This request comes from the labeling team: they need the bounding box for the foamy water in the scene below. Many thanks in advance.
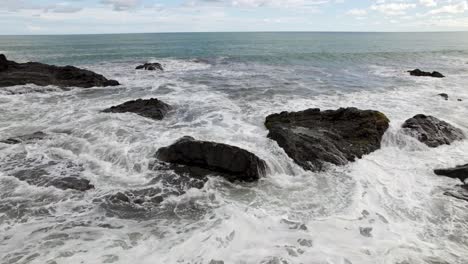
[1,33,468,264]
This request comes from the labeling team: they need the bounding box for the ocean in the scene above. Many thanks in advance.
[0,32,467,264]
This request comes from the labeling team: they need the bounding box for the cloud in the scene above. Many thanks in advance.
[100,0,142,11]
[347,8,367,16]
[427,1,468,15]
[419,0,437,7]
[370,3,417,15]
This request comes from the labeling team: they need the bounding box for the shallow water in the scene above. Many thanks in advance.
[1,32,468,264]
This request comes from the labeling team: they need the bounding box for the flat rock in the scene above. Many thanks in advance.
[402,114,464,147]
[408,69,445,78]
[434,164,468,183]
[135,62,163,71]
[156,136,267,182]
[103,98,172,120]
[0,54,119,88]
[264,107,390,171]
[1,131,47,144]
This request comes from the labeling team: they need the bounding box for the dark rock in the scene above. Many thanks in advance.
[209,260,225,264]
[408,69,445,78]
[1,131,47,144]
[135,63,163,71]
[156,136,267,182]
[434,164,468,183]
[359,227,373,237]
[264,107,390,171]
[438,93,448,100]
[402,115,464,148]
[48,177,94,191]
[0,54,120,88]
[458,99,463,102]
[103,98,172,120]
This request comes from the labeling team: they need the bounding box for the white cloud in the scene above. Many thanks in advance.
[427,1,468,15]
[347,8,367,16]
[371,3,417,16]
[419,0,437,7]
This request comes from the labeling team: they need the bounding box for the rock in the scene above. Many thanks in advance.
[0,54,120,88]
[135,63,163,71]
[402,115,464,148]
[408,69,445,78]
[156,136,267,182]
[103,98,172,120]
[209,260,225,264]
[12,169,93,191]
[438,93,448,100]
[444,184,468,202]
[1,131,47,144]
[434,164,468,183]
[264,107,389,171]
[458,99,463,102]
[359,227,373,237]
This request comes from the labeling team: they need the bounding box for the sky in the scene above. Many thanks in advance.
[0,0,467,34]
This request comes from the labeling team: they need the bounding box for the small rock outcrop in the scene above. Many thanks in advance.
[264,107,390,171]
[156,136,267,182]
[1,131,47,144]
[0,54,119,88]
[402,115,464,147]
[408,69,445,78]
[103,98,172,120]
[135,63,163,71]
[444,184,468,203]
[438,93,448,100]
[434,164,468,183]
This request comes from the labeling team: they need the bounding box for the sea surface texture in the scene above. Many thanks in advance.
[0,32,468,264]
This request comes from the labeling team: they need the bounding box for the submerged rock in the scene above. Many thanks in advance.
[444,184,468,203]
[103,98,172,120]
[1,131,47,144]
[12,168,93,191]
[434,164,468,183]
[408,69,445,78]
[0,54,119,88]
[402,115,464,148]
[135,63,163,71]
[264,107,389,171]
[156,136,267,182]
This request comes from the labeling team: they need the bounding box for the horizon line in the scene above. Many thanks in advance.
[1,30,468,37]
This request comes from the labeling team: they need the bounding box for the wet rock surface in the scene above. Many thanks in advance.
[434,164,468,183]
[0,54,120,88]
[156,136,267,182]
[264,107,390,171]
[1,131,47,144]
[402,114,464,148]
[408,69,445,78]
[135,62,163,71]
[103,98,172,120]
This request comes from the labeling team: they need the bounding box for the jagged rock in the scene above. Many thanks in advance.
[438,93,448,100]
[103,98,172,120]
[264,107,389,171]
[402,115,464,147]
[0,54,119,88]
[156,136,267,182]
[408,69,445,78]
[135,63,163,71]
[434,164,468,183]
[1,131,47,144]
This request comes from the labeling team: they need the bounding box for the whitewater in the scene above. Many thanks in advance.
[0,32,467,264]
